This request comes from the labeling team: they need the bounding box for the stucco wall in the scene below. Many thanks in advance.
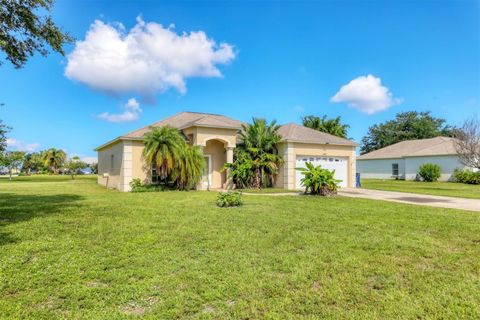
[203,139,226,188]
[405,155,465,181]
[193,127,238,147]
[132,140,149,183]
[97,141,124,190]
[276,142,356,189]
[357,158,406,179]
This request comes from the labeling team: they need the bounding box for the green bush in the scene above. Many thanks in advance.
[452,169,480,184]
[418,163,441,182]
[296,162,340,196]
[129,178,166,192]
[216,191,243,207]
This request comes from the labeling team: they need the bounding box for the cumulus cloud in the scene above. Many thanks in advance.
[330,74,402,114]
[98,98,142,123]
[65,17,235,100]
[6,138,40,152]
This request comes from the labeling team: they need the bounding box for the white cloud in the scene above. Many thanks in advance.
[98,98,142,123]
[80,156,97,164]
[330,74,402,114]
[65,17,235,100]
[6,138,40,152]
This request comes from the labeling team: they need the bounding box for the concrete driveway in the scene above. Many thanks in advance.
[339,188,480,212]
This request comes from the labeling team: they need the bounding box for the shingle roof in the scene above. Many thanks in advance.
[122,111,244,138]
[96,113,358,150]
[357,137,458,160]
[278,123,358,146]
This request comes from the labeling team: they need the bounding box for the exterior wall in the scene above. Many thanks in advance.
[97,140,129,191]
[357,158,406,179]
[193,127,238,147]
[405,155,465,181]
[276,142,356,189]
[203,139,226,188]
[131,140,149,183]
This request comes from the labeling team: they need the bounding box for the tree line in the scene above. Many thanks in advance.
[0,148,97,180]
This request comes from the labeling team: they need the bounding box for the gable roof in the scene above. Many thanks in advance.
[95,112,358,150]
[357,137,458,160]
[278,123,358,146]
[123,111,244,139]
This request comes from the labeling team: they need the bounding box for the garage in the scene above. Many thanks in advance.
[295,156,348,189]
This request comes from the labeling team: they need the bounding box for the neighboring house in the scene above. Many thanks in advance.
[95,112,357,192]
[357,137,468,181]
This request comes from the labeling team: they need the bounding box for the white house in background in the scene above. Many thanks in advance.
[357,137,469,181]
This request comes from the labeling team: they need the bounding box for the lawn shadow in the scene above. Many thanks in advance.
[0,193,84,246]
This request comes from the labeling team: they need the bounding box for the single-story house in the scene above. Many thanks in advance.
[95,112,358,192]
[357,137,468,181]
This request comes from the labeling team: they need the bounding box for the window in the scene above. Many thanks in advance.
[110,155,114,173]
[392,163,399,176]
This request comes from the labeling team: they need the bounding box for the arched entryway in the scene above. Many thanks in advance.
[202,139,227,189]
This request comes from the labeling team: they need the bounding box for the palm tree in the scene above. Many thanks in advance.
[42,148,66,174]
[173,145,205,190]
[142,126,185,181]
[302,115,350,139]
[234,118,283,189]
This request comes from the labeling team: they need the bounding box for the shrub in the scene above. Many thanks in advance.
[129,178,166,192]
[216,191,243,207]
[418,163,441,182]
[296,162,340,196]
[452,168,480,184]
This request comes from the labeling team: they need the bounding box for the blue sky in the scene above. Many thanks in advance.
[1,0,479,161]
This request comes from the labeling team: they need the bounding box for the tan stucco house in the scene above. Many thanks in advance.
[95,112,357,192]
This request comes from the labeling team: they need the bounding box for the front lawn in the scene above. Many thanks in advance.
[1,177,479,318]
[239,187,299,194]
[361,179,480,199]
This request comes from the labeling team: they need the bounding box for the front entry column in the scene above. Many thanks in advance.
[225,146,235,189]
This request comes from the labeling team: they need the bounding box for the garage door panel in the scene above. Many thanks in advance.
[295,156,348,189]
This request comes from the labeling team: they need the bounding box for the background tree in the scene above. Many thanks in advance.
[455,115,480,169]
[0,0,73,68]
[65,156,87,179]
[22,152,44,174]
[42,148,66,173]
[0,119,9,152]
[226,118,283,189]
[302,115,350,139]
[361,111,457,154]
[89,162,98,174]
[0,150,25,180]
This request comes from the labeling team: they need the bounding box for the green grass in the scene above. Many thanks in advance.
[239,187,299,194]
[1,176,479,319]
[361,179,480,199]
[0,174,95,183]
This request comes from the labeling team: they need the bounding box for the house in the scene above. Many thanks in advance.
[357,137,468,181]
[95,112,357,191]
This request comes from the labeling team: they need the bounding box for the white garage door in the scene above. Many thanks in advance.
[296,156,348,189]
